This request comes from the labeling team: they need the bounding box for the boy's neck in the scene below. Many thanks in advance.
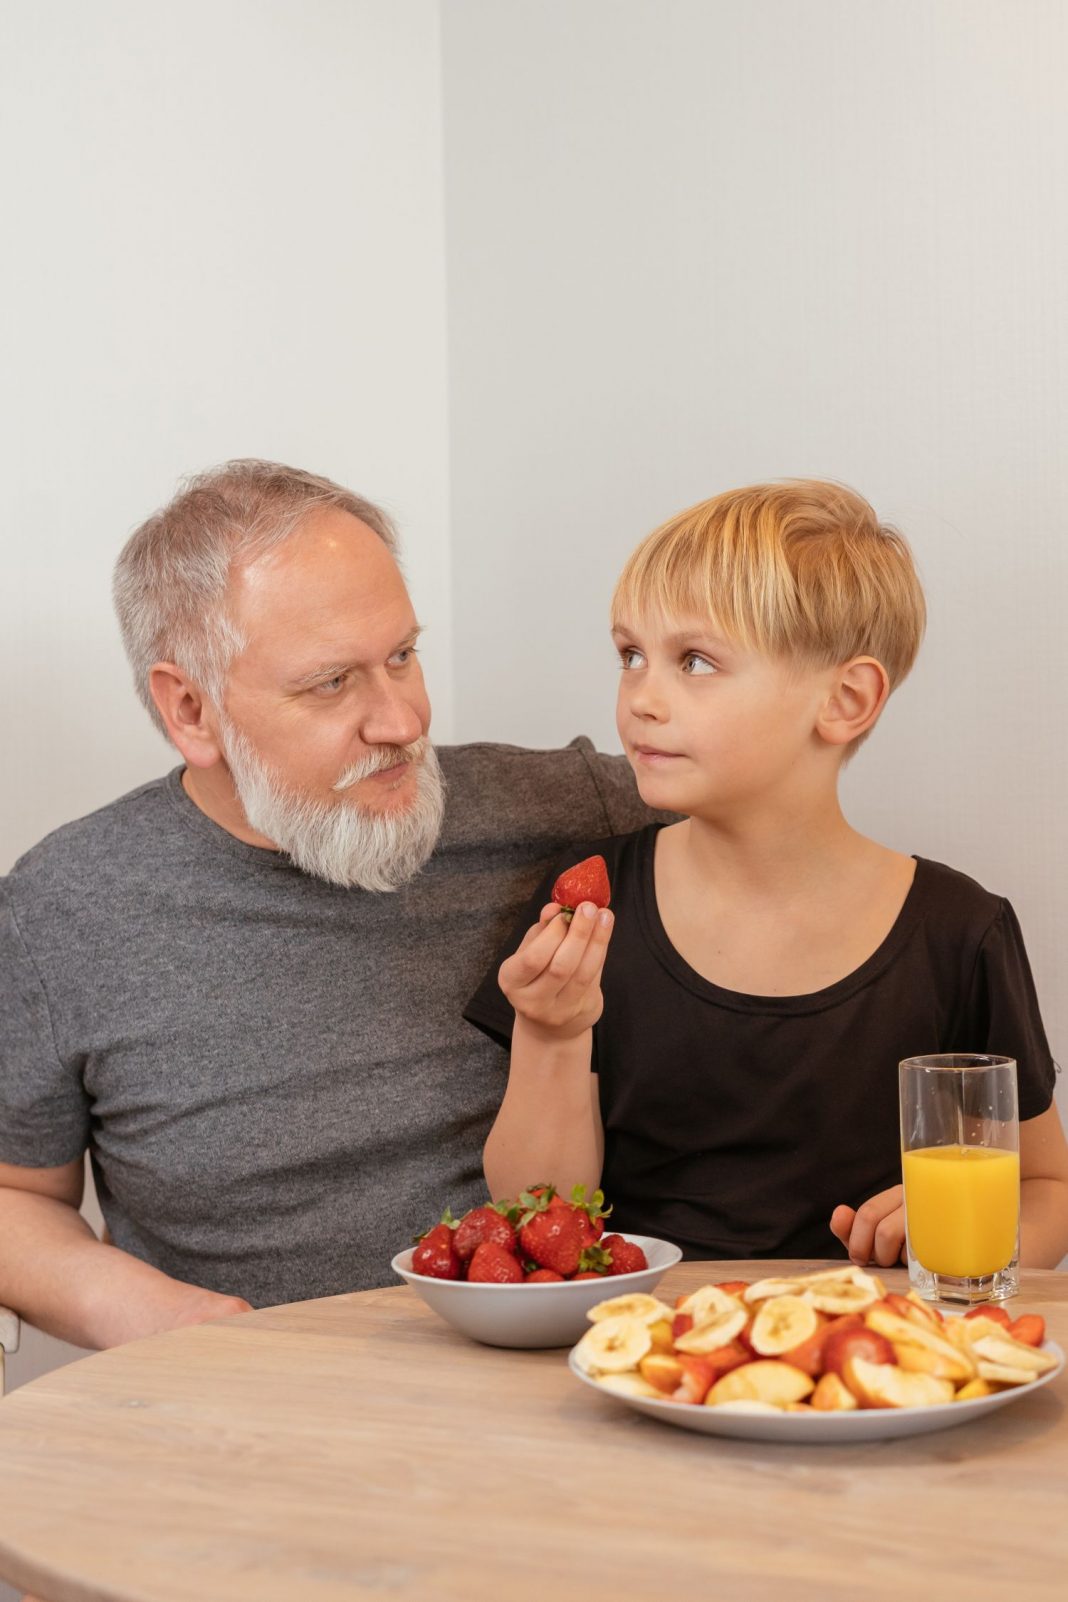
[675,791,875,901]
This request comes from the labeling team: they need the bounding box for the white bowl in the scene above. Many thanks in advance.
[390,1233,682,1348]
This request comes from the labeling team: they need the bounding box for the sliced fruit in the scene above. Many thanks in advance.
[975,1361,1037,1386]
[844,1357,954,1409]
[865,1307,976,1374]
[948,1313,1010,1347]
[970,1336,1058,1375]
[954,1377,998,1401]
[822,1324,896,1382]
[714,1281,750,1297]
[1008,1314,1046,1348]
[810,1372,859,1412]
[964,1303,1011,1328]
[586,1293,674,1326]
[638,1353,685,1395]
[743,1277,810,1305]
[672,1312,695,1339]
[803,1269,882,1315]
[572,1314,652,1376]
[883,1292,944,1329]
[674,1304,748,1354]
[750,1295,820,1357]
[894,1343,976,1383]
[677,1285,745,1323]
[707,1361,814,1409]
[596,1372,661,1399]
[648,1318,675,1353]
[673,1354,732,1405]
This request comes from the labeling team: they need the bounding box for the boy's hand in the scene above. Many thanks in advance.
[499,902,614,1040]
[829,1186,907,1268]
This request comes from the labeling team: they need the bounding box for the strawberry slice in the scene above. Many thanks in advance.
[551,855,611,918]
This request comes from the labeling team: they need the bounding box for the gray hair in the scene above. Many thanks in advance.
[113,459,399,737]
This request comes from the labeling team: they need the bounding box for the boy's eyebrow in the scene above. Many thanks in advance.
[286,625,424,690]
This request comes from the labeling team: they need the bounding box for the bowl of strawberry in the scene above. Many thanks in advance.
[391,1184,682,1348]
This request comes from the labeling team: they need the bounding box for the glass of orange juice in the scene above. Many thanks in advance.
[899,1054,1019,1303]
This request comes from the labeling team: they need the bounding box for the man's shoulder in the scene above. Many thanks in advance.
[5,771,178,905]
[435,736,664,853]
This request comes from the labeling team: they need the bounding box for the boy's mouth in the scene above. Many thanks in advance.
[633,745,684,762]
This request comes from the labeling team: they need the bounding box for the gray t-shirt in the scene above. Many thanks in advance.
[0,739,653,1306]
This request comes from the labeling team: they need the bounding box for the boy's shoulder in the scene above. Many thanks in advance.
[912,856,1008,937]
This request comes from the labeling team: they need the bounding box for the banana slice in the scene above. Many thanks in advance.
[970,1336,1058,1375]
[803,1269,881,1315]
[586,1293,674,1326]
[750,1294,819,1356]
[595,1372,662,1399]
[975,1361,1035,1386]
[677,1285,745,1323]
[674,1304,748,1354]
[743,1277,809,1305]
[572,1314,652,1376]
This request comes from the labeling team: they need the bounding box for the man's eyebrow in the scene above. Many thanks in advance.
[285,625,424,690]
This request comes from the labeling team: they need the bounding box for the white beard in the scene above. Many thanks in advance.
[217,720,445,892]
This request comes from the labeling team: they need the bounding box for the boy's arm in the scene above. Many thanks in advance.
[829,1102,1068,1270]
[483,901,611,1201]
[0,1158,252,1349]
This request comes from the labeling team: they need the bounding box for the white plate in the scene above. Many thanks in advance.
[568,1329,1065,1443]
[392,1233,681,1348]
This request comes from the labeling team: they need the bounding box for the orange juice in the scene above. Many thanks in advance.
[901,1145,1019,1277]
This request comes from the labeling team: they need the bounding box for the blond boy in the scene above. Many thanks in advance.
[466,481,1068,1266]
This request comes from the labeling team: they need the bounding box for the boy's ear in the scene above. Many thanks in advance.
[816,657,889,749]
[148,662,226,769]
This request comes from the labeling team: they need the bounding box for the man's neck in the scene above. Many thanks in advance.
[181,765,279,851]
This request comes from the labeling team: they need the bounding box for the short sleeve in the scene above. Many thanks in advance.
[963,901,1058,1122]
[0,884,90,1166]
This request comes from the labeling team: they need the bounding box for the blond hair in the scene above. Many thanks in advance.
[113,460,398,737]
[611,480,925,693]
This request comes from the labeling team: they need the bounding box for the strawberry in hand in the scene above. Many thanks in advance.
[552,855,611,921]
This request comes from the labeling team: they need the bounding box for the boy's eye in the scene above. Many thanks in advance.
[682,653,717,676]
[619,647,646,671]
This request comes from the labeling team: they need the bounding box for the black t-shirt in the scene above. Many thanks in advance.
[464,826,1057,1261]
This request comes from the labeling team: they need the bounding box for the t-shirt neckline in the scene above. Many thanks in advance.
[635,825,928,1017]
[162,766,302,874]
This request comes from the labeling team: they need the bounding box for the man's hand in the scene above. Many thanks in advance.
[498,901,614,1040]
[829,1185,907,1268]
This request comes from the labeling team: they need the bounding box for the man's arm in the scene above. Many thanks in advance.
[0,1159,251,1349]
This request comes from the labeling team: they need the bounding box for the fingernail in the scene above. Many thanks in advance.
[580,902,596,918]
[598,909,613,927]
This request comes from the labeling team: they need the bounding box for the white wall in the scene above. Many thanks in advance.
[442,0,1068,1118]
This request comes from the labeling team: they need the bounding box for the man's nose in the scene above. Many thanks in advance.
[358,673,426,748]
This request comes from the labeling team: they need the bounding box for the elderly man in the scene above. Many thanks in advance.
[0,461,655,1350]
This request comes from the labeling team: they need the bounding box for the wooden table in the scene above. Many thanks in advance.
[0,1261,1065,1602]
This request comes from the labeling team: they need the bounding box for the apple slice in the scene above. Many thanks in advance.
[954,1377,998,1401]
[865,1308,977,1376]
[707,1361,814,1409]
[843,1357,955,1409]
[970,1336,1058,1376]
[638,1353,685,1394]
[894,1343,976,1383]
[596,1372,662,1399]
[810,1372,859,1412]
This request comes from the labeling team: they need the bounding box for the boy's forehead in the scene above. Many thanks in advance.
[612,610,736,650]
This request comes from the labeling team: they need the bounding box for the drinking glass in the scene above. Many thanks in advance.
[899,1054,1019,1303]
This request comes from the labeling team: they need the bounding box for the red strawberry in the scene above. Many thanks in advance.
[518,1198,585,1277]
[571,1271,605,1280]
[453,1205,518,1263]
[467,1242,524,1283]
[525,1268,565,1282]
[602,1234,648,1276]
[564,1184,611,1247]
[551,855,611,918]
[411,1228,461,1280]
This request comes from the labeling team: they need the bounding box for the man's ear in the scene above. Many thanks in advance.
[816,657,889,749]
[148,663,225,769]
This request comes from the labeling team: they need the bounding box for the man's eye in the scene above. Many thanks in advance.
[390,646,417,668]
[619,647,646,671]
[682,653,717,676]
[313,675,347,696]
